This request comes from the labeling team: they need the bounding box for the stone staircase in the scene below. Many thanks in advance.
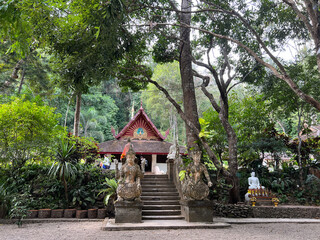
[141,174,184,220]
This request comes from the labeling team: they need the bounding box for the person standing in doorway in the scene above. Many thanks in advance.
[103,154,111,169]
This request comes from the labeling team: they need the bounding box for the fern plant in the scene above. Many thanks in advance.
[98,178,118,206]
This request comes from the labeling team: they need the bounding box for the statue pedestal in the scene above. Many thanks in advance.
[115,200,143,223]
[166,158,174,180]
[180,200,214,222]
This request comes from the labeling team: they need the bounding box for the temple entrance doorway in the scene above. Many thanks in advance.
[137,155,152,173]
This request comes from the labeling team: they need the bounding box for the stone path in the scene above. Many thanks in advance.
[1,220,320,240]
[102,218,230,230]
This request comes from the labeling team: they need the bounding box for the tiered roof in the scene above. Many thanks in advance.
[98,105,184,155]
[115,105,165,141]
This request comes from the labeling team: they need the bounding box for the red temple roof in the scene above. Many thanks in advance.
[115,105,165,141]
[98,139,185,155]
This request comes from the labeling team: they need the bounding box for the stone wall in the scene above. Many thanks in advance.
[213,203,254,218]
[252,206,320,218]
[213,203,320,218]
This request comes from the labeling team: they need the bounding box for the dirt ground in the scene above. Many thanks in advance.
[1,222,320,240]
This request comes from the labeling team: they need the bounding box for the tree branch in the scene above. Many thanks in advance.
[118,64,230,176]
[192,70,221,112]
[282,0,315,39]
[135,21,320,111]
[228,63,259,94]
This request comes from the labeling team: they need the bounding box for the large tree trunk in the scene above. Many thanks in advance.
[180,0,200,149]
[73,92,81,136]
[64,91,74,128]
[219,96,240,203]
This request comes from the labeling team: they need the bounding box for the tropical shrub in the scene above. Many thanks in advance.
[9,193,30,226]
[0,96,63,171]
[99,178,118,206]
[49,138,77,203]
[303,174,320,204]
[66,133,99,164]
[0,183,8,218]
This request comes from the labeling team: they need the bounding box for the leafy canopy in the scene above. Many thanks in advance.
[0,96,63,169]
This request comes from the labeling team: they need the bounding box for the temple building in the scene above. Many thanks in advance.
[98,104,184,173]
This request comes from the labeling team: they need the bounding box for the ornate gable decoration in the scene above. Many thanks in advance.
[115,106,165,141]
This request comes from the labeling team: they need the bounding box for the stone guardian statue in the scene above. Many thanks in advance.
[182,148,213,200]
[116,146,142,201]
[167,143,177,160]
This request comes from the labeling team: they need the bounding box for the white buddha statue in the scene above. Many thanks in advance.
[245,172,265,202]
[248,172,263,189]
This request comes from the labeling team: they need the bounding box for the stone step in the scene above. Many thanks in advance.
[142,210,181,216]
[141,196,180,201]
[142,176,170,180]
[143,175,168,179]
[143,205,181,210]
[142,215,185,221]
[143,200,180,205]
[141,184,175,188]
[141,180,172,184]
[141,182,173,186]
[140,174,183,221]
[141,184,176,189]
[142,192,179,197]
[142,185,176,188]
[141,188,177,192]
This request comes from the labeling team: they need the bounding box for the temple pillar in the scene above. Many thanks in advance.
[152,154,157,173]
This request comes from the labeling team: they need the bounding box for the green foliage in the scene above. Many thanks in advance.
[0,0,34,57]
[0,183,6,204]
[99,178,118,206]
[49,138,77,178]
[0,96,63,169]
[80,93,119,142]
[271,176,294,195]
[49,138,78,202]
[303,174,320,204]
[70,186,95,210]
[142,61,186,144]
[49,160,77,182]
[208,170,233,203]
[69,164,114,209]
[199,111,228,163]
[152,35,179,63]
[287,137,320,166]
[1,161,115,213]
[0,183,9,218]
[9,193,30,227]
[67,134,99,164]
[179,170,186,181]
[237,165,320,205]
[200,92,281,167]
[1,162,66,209]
